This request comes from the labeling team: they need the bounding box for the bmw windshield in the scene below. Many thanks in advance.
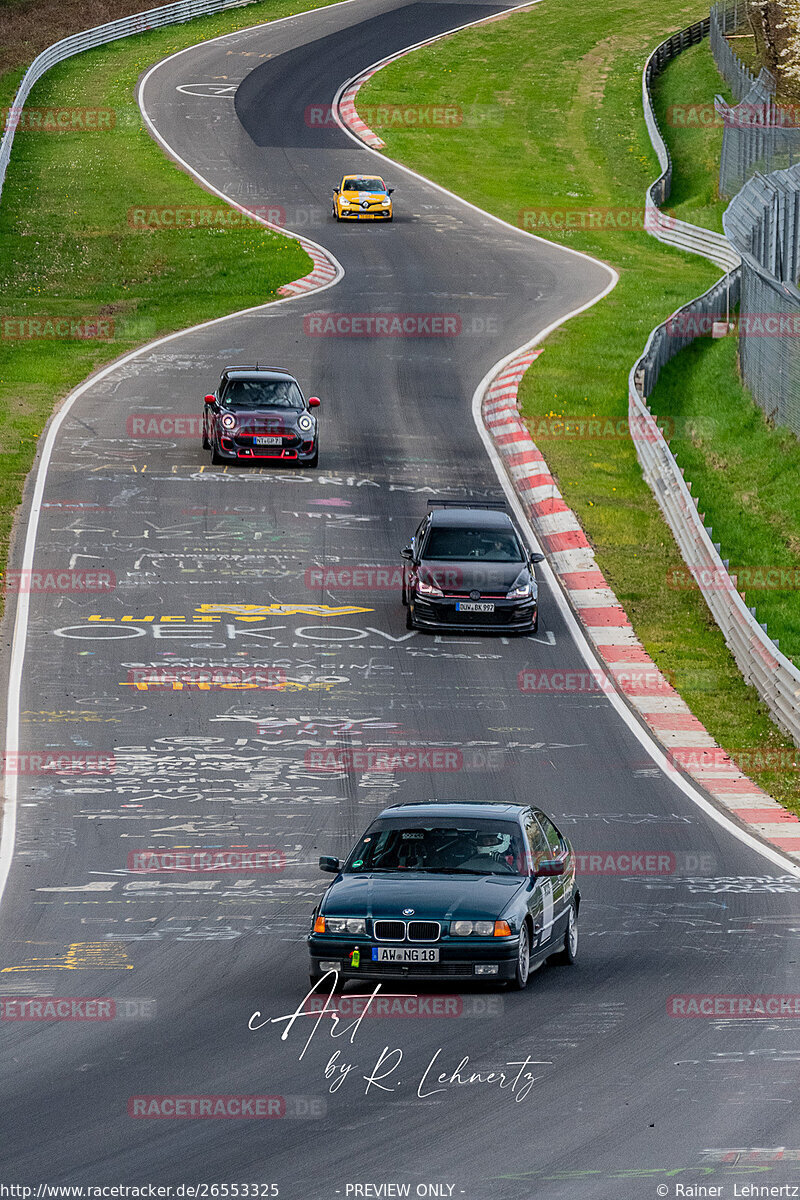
[344,819,527,876]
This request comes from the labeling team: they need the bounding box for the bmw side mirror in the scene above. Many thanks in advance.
[401,546,413,560]
[319,855,341,873]
[204,394,216,405]
[308,396,321,408]
[537,857,565,877]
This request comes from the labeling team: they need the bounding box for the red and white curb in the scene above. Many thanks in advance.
[278,237,339,296]
[338,67,390,150]
[483,350,800,862]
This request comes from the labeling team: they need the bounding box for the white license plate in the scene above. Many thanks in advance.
[371,946,439,963]
[254,436,283,446]
[456,602,495,613]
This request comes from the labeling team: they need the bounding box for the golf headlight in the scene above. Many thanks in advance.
[416,577,443,597]
[507,572,533,600]
[221,413,236,430]
[324,917,366,935]
[297,414,313,432]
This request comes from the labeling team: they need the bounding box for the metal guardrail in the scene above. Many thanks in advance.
[633,20,800,745]
[642,18,740,271]
[0,0,262,202]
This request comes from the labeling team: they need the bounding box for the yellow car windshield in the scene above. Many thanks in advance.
[342,178,385,192]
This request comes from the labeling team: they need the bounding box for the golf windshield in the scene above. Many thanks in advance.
[345,819,527,876]
[423,527,524,562]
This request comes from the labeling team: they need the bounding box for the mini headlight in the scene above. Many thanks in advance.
[221,413,236,430]
[474,921,495,936]
[297,414,313,432]
[451,920,473,936]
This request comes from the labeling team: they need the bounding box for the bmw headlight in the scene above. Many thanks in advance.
[221,413,236,430]
[297,414,313,432]
[451,920,496,937]
[324,917,366,935]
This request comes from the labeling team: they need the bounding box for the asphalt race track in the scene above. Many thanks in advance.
[1,1,799,1195]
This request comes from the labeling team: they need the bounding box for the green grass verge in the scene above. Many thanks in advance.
[358,3,800,809]
[0,0,343,608]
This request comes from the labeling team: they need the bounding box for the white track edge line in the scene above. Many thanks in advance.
[0,2,355,912]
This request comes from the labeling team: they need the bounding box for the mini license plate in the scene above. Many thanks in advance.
[456,602,495,613]
[254,436,283,446]
[371,946,439,963]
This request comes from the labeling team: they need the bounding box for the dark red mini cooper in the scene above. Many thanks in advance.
[202,366,320,467]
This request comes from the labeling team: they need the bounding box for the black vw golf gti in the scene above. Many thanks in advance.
[308,800,579,990]
[401,501,543,633]
[202,365,320,466]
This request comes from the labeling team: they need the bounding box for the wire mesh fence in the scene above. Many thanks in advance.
[723,162,800,437]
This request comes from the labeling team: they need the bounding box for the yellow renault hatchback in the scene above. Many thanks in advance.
[332,174,394,221]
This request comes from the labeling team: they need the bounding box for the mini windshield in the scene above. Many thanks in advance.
[345,820,526,876]
[423,526,524,562]
[222,379,303,410]
[342,178,385,192]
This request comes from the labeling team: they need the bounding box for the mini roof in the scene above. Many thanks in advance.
[221,365,295,379]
